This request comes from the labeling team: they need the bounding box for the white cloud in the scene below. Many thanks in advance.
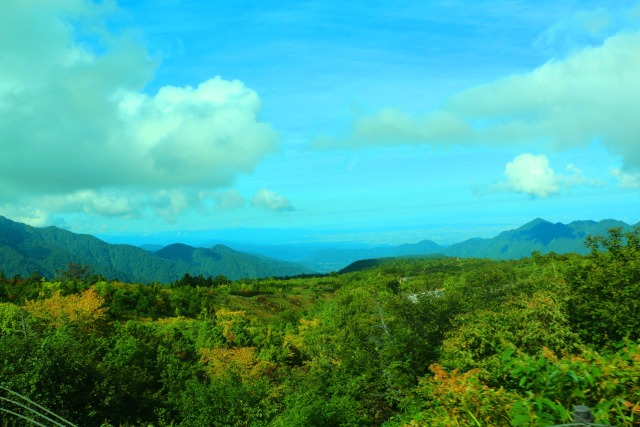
[251,189,295,212]
[314,30,640,175]
[611,168,640,188]
[487,154,602,198]
[502,154,559,198]
[0,1,277,220]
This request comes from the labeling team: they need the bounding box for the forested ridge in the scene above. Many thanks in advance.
[0,228,639,426]
[0,216,313,282]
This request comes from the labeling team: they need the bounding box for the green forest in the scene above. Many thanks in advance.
[1,228,639,426]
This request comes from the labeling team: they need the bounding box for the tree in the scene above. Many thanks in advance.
[58,262,95,284]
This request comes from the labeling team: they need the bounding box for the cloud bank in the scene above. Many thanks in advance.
[314,30,640,172]
[0,186,294,228]
[0,0,277,222]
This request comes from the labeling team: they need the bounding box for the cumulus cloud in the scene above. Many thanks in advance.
[0,0,277,220]
[314,30,640,173]
[486,153,603,198]
[114,78,277,186]
[251,189,295,212]
[503,154,559,198]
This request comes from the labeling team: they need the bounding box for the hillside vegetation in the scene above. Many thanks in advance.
[0,227,639,426]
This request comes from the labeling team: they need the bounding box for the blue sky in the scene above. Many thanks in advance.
[1,0,639,245]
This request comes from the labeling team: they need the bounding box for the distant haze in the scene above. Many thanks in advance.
[96,222,517,248]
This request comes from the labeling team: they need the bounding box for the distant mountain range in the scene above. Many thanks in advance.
[443,218,635,259]
[0,216,313,282]
[0,216,636,281]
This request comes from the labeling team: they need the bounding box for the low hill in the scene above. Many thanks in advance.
[338,258,391,274]
[156,243,315,279]
[0,216,313,282]
[339,253,447,273]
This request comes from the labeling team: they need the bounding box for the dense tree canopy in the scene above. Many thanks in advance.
[0,228,638,426]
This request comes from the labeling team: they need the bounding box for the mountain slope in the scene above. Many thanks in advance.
[0,216,312,282]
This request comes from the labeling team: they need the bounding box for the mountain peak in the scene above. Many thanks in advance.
[519,218,552,230]
[211,244,234,252]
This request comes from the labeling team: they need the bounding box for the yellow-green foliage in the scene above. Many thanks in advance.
[398,344,640,427]
[24,287,108,330]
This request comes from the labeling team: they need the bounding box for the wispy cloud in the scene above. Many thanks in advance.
[611,168,640,189]
[534,4,640,56]
[212,189,246,210]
